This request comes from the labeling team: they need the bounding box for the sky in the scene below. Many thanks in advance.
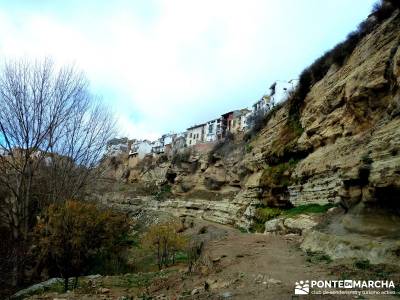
[0,0,377,140]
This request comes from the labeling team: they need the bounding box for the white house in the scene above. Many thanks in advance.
[252,95,271,115]
[151,139,164,154]
[129,140,152,159]
[106,137,130,156]
[186,123,205,146]
[204,118,221,142]
[269,80,297,104]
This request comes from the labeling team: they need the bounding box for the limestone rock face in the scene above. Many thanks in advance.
[100,11,400,232]
[301,230,400,266]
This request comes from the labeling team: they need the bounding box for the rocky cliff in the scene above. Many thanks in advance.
[101,9,400,250]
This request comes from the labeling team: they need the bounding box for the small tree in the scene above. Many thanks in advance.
[33,200,131,291]
[0,58,115,286]
[186,240,203,273]
[141,221,187,270]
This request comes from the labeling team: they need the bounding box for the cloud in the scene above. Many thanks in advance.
[0,0,376,139]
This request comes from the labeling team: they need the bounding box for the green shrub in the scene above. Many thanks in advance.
[255,207,282,223]
[33,200,132,291]
[250,206,282,233]
[244,103,282,140]
[306,251,332,264]
[154,184,172,201]
[361,153,373,165]
[283,203,335,217]
[261,159,299,187]
[354,259,371,270]
[245,144,253,153]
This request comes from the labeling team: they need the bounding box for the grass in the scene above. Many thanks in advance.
[250,206,282,233]
[283,203,335,217]
[255,207,282,223]
[306,251,332,264]
[175,251,188,263]
[102,270,174,289]
[245,144,253,153]
[154,184,172,201]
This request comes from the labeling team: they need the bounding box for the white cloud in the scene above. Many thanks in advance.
[0,0,375,139]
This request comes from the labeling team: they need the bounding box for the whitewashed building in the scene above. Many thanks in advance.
[129,140,152,159]
[186,123,205,146]
[151,139,164,154]
[204,118,221,142]
[269,80,297,104]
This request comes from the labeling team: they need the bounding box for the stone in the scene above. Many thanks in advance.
[12,278,63,299]
[266,278,282,285]
[191,287,202,295]
[254,274,264,284]
[99,288,111,294]
[284,215,318,233]
[301,230,400,266]
[264,218,284,233]
[221,291,233,298]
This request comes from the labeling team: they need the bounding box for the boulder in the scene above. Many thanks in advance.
[12,278,63,299]
[264,218,284,234]
[283,215,318,234]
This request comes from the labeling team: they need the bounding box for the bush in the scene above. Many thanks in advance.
[154,184,172,201]
[141,221,187,270]
[354,259,371,270]
[244,103,282,141]
[245,144,253,153]
[254,207,282,223]
[33,200,131,291]
[186,240,203,273]
[261,159,299,187]
[250,206,282,233]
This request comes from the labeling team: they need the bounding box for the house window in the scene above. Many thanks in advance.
[189,133,192,138]
[233,120,236,127]
[208,124,213,133]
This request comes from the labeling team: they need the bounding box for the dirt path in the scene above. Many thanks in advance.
[27,220,399,300]
[169,220,398,299]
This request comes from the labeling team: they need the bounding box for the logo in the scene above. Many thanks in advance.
[294,279,396,296]
[295,280,310,295]
[344,280,353,289]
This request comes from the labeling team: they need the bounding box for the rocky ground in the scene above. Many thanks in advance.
[21,218,400,300]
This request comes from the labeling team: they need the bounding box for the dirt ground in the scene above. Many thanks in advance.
[27,220,400,300]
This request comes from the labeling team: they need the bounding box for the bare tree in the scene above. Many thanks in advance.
[0,58,115,286]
